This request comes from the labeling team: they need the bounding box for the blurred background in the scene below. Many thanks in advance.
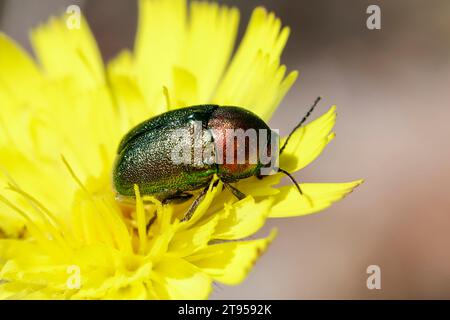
[1,0,450,299]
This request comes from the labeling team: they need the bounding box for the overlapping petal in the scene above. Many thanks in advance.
[279,105,337,173]
[269,180,363,218]
[30,14,104,88]
[186,230,276,285]
[213,7,297,121]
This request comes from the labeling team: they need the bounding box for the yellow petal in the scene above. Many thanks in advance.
[171,66,198,107]
[213,196,273,240]
[213,7,297,121]
[179,176,223,229]
[269,180,363,218]
[186,229,276,285]
[0,147,74,235]
[0,33,41,100]
[135,0,186,114]
[73,255,154,299]
[0,281,52,300]
[178,1,239,102]
[280,106,336,172]
[135,0,239,112]
[31,85,117,179]
[168,214,219,257]
[152,257,212,299]
[0,207,24,239]
[107,50,150,128]
[235,174,282,196]
[68,178,132,254]
[30,14,104,88]
[0,35,43,151]
[103,282,149,300]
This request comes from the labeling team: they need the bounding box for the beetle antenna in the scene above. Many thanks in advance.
[280,96,322,154]
[278,168,303,195]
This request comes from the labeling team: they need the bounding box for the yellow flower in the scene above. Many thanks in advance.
[0,0,362,299]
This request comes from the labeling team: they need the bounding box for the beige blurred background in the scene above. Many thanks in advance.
[2,0,450,299]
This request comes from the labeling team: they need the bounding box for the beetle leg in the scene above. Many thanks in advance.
[145,193,193,231]
[146,215,157,233]
[162,192,193,204]
[225,183,247,200]
[181,186,209,222]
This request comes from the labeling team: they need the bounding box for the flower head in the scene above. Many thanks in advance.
[0,0,362,299]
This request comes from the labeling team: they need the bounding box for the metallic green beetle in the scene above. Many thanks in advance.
[113,98,321,219]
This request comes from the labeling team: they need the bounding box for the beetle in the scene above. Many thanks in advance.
[113,97,321,220]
